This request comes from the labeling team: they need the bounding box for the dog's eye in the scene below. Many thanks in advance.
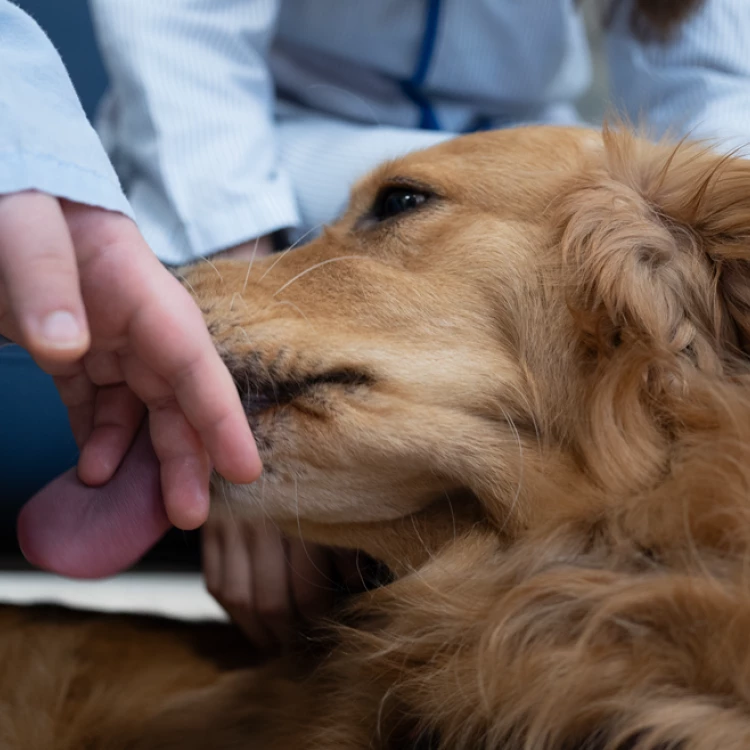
[372,187,430,222]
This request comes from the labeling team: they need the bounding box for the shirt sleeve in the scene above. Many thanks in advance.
[89,0,300,264]
[607,0,750,154]
[0,1,132,217]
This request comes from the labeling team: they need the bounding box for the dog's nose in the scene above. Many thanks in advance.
[217,352,278,417]
[223,350,375,418]
[237,383,288,417]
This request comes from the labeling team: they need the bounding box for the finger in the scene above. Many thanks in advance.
[63,203,261,484]
[117,354,211,530]
[53,366,96,448]
[128,290,262,484]
[252,522,294,643]
[203,519,271,648]
[201,520,223,594]
[222,521,274,647]
[223,601,274,650]
[77,384,146,485]
[148,401,212,530]
[0,192,89,366]
[84,350,124,386]
[287,538,336,621]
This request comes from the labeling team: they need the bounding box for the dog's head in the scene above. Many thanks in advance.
[182,126,750,572]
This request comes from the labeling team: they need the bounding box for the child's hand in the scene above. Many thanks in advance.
[202,514,341,647]
[0,191,261,531]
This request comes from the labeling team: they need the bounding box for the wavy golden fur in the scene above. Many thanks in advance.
[4,124,750,749]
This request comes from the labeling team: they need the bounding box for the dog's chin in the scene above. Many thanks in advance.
[208,470,439,528]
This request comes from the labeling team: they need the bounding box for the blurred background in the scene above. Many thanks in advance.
[0,0,608,616]
[12,0,610,124]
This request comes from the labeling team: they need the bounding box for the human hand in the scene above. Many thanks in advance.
[202,514,352,647]
[0,191,261,530]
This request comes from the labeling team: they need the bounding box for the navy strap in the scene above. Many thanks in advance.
[401,0,442,131]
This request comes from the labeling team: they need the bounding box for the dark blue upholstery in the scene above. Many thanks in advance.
[0,347,78,510]
[15,0,108,118]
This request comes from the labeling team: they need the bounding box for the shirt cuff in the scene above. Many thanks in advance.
[0,150,135,221]
[131,170,301,265]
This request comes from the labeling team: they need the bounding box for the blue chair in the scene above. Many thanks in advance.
[0,347,79,513]
[1,0,107,510]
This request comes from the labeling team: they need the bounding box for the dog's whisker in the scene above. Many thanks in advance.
[236,327,282,410]
[240,235,262,296]
[175,272,198,298]
[272,255,368,298]
[273,299,312,325]
[285,223,325,253]
[243,367,252,415]
[257,248,291,283]
[260,472,267,508]
[199,254,224,283]
[257,224,325,283]
[229,291,249,312]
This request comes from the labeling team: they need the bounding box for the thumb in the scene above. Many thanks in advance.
[0,192,89,369]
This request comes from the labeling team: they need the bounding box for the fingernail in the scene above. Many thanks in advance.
[40,311,84,348]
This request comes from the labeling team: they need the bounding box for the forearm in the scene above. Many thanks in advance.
[0,1,131,216]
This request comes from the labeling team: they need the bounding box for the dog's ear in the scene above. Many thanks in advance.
[554,129,750,494]
[556,127,750,373]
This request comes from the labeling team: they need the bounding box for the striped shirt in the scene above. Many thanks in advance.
[4,1,750,263]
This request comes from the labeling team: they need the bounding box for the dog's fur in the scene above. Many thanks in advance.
[4,125,750,749]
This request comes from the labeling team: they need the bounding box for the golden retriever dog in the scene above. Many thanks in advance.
[3,124,750,749]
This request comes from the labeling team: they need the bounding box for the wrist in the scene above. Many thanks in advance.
[214,235,274,261]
